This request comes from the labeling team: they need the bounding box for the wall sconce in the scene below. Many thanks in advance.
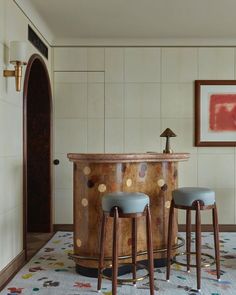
[3,41,27,92]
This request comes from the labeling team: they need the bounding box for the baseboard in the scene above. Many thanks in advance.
[179,224,236,232]
[53,224,73,231]
[0,250,25,291]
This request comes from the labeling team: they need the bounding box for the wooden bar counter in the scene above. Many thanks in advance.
[67,153,189,276]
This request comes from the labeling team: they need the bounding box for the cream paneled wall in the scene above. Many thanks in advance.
[0,0,52,272]
[53,46,236,225]
[54,70,105,223]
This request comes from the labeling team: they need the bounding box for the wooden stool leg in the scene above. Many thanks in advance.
[132,217,137,285]
[212,203,221,281]
[186,208,191,272]
[146,205,155,295]
[166,200,174,281]
[97,212,107,291]
[112,207,119,295]
[195,201,201,292]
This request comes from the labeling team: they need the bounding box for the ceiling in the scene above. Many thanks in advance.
[26,0,236,43]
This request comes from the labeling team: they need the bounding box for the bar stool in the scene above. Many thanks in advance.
[97,192,155,295]
[166,187,221,292]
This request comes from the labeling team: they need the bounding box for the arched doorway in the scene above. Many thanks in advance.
[23,54,52,259]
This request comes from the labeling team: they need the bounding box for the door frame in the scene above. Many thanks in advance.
[23,53,53,258]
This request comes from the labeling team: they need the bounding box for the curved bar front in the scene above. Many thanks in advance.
[67,153,189,276]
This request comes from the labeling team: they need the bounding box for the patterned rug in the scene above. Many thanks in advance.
[1,231,236,295]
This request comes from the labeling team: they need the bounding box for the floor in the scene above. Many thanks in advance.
[1,231,236,294]
[26,232,54,260]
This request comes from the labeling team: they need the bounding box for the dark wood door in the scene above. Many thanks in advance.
[23,54,52,233]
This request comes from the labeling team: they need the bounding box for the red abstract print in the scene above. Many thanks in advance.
[209,94,236,131]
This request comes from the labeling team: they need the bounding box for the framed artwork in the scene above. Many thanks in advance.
[195,80,236,146]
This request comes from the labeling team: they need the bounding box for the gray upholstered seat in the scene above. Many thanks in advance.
[173,187,215,207]
[102,192,149,214]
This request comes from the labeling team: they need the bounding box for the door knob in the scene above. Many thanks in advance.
[53,159,60,165]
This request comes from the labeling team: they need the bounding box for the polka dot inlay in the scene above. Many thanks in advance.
[87,179,94,188]
[139,171,146,178]
[127,238,132,246]
[121,164,126,173]
[156,217,161,225]
[83,166,91,175]
[98,184,107,193]
[161,184,168,191]
[165,200,171,209]
[76,239,82,247]
[157,179,165,187]
[126,178,132,187]
[81,198,88,207]
[141,163,148,172]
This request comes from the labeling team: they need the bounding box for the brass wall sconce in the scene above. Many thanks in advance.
[160,128,176,153]
[3,41,27,92]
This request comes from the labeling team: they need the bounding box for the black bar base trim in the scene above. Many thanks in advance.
[75,258,166,278]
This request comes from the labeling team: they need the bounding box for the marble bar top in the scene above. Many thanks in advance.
[67,152,190,163]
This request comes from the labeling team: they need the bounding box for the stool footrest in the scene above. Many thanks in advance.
[101,262,149,284]
[172,251,215,268]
